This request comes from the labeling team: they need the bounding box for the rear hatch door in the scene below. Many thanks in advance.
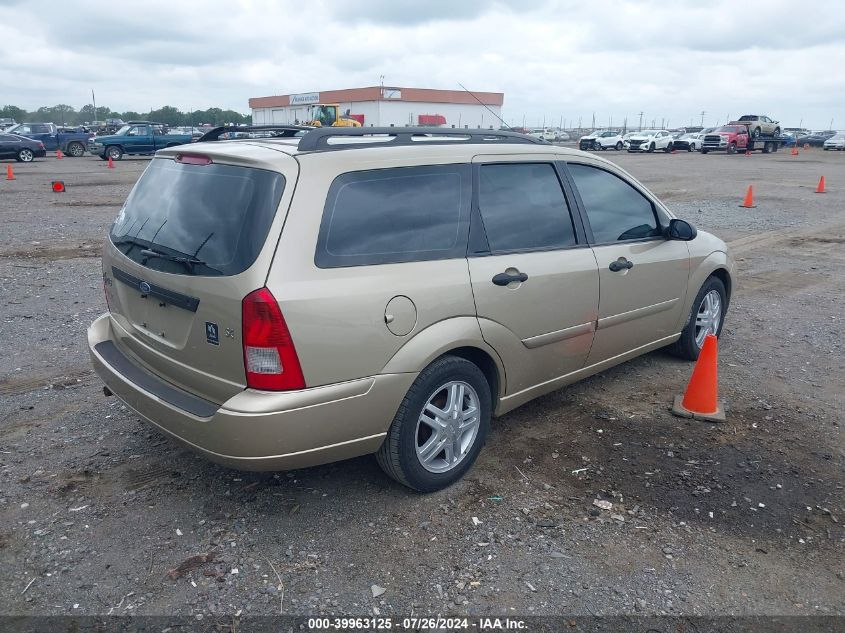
[103,144,298,404]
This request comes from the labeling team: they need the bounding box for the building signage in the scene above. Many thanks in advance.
[290,92,320,105]
[381,88,402,99]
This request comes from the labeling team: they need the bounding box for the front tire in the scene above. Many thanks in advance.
[17,148,34,162]
[727,142,737,154]
[670,276,727,360]
[376,355,492,492]
[615,141,623,150]
[105,146,123,161]
[648,142,655,153]
[66,141,85,157]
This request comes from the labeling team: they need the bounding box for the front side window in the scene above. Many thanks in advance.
[478,163,576,252]
[568,164,662,243]
[315,164,470,268]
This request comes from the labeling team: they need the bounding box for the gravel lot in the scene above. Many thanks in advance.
[0,148,842,621]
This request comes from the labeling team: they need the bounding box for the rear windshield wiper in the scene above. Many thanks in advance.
[140,248,206,265]
[140,248,209,271]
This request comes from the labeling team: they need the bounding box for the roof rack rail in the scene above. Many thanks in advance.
[296,126,547,152]
[197,124,314,143]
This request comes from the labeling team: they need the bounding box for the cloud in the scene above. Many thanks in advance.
[0,0,842,129]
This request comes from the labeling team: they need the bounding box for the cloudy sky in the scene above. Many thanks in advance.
[1,0,843,129]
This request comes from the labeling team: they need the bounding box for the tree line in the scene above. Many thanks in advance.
[0,104,251,127]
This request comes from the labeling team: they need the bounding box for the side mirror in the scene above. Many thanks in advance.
[666,218,697,241]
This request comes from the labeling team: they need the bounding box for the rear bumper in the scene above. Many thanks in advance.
[87,314,415,471]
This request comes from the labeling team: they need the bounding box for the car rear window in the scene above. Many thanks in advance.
[315,164,471,268]
[109,158,285,276]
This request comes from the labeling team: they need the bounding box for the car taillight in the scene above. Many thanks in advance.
[242,287,305,391]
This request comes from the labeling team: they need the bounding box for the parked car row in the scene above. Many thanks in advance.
[4,122,91,156]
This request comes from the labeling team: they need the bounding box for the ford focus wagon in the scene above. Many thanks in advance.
[88,127,734,491]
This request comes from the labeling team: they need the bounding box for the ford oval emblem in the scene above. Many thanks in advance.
[139,281,151,294]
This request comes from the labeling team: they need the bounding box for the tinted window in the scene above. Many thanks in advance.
[32,124,51,134]
[568,164,661,243]
[315,164,470,268]
[478,163,576,252]
[110,158,285,276]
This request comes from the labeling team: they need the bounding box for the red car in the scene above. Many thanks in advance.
[701,125,749,154]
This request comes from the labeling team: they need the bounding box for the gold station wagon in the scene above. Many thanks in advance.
[88,126,734,491]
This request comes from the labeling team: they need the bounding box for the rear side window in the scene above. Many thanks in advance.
[478,163,576,252]
[110,158,285,276]
[315,164,470,268]
[568,164,662,243]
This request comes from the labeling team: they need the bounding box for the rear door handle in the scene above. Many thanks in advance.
[608,258,634,272]
[492,271,529,286]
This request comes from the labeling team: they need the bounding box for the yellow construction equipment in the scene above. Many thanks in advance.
[306,104,362,127]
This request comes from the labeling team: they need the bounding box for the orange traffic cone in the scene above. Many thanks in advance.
[744,149,752,156]
[107,157,115,169]
[815,176,826,193]
[791,145,799,156]
[672,333,725,422]
[6,164,15,180]
[56,148,63,159]
[739,185,756,208]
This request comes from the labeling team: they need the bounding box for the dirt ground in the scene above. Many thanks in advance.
[0,147,842,621]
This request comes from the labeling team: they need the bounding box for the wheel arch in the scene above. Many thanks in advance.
[678,250,734,331]
[710,266,732,307]
[380,316,506,404]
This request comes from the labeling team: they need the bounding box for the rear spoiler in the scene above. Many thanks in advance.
[197,125,314,143]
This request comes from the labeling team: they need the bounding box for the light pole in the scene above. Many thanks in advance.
[638,111,643,131]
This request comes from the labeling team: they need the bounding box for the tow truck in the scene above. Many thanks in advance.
[702,121,783,154]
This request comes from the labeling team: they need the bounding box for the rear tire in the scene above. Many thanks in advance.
[753,127,761,138]
[615,141,623,150]
[670,276,727,360]
[664,142,673,153]
[648,142,655,153]
[376,355,492,492]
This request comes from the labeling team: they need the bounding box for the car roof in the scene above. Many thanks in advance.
[157,134,609,172]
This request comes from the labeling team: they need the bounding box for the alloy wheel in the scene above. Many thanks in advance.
[415,381,481,473]
[695,290,722,348]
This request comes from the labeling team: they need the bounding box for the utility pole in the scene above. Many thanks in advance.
[638,111,643,131]
[91,89,97,121]
[591,112,595,131]
[700,110,706,127]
